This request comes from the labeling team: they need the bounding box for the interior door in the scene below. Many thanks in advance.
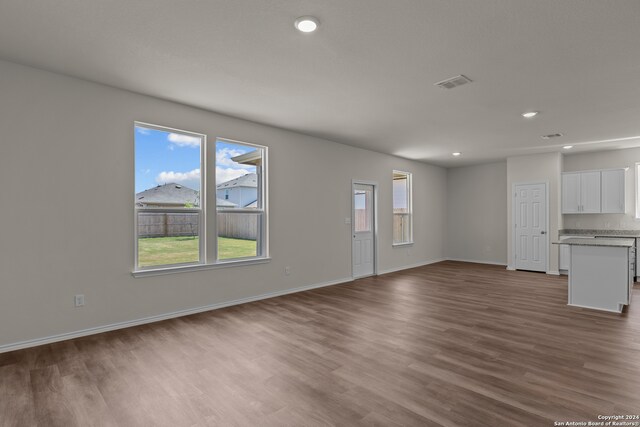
[514,183,547,272]
[352,183,375,278]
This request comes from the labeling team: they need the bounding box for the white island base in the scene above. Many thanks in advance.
[569,244,634,313]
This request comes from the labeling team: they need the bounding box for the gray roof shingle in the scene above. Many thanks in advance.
[216,173,257,189]
[136,183,199,206]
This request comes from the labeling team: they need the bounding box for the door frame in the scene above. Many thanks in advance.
[511,181,549,273]
[352,179,379,278]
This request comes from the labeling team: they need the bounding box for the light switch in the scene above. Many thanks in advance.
[344,217,351,224]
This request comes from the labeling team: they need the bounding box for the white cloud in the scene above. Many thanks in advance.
[136,127,151,135]
[167,133,201,148]
[156,168,201,189]
[216,147,245,167]
[216,166,250,184]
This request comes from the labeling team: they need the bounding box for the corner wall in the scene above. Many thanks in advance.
[0,59,447,350]
[445,162,508,264]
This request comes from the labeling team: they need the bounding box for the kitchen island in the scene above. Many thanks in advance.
[553,238,635,313]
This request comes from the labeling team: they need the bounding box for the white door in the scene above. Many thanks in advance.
[580,171,601,213]
[352,183,375,278]
[514,183,547,272]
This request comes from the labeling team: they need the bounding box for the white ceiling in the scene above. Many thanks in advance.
[1,0,640,167]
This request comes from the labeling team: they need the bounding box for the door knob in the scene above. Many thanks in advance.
[541,231,546,234]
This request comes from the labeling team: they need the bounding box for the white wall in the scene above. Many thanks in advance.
[507,152,563,273]
[445,162,507,264]
[563,148,640,230]
[0,59,447,349]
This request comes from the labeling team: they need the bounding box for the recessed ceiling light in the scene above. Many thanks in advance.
[452,152,461,156]
[563,145,573,150]
[295,16,319,33]
[522,111,538,118]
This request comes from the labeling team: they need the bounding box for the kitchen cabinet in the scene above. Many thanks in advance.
[566,240,635,313]
[601,169,625,213]
[562,171,600,213]
[580,171,601,213]
[559,242,570,271]
[559,235,593,273]
[561,173,581,213]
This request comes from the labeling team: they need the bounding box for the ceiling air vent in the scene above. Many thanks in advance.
[541,133,563,140]
[434,75,472,89]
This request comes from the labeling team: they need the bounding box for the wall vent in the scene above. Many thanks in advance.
[541,133,563,140]
[434,75,472,89]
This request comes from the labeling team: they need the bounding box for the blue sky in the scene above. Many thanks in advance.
[135,126,257,193]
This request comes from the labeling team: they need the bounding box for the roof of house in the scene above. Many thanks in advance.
[231,150,261,166]
[216,173,257,189]
[216,198,237,207]
[135,183,199,206]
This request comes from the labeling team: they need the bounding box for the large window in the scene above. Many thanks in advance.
[215,139,266,260]
[135,124,204,269]
[392,171,412,245]
[134,123,268,273]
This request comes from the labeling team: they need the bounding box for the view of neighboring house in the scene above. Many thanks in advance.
[136,182,240,208]
[216,173,257,208]
[135,183,200,208]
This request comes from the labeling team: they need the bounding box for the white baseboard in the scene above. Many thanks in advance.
[377,258,446,275]
[446,258,507,266]
[567,303,622,314]
[506,265,516,270]
[546,270,560,276]
[0,276,353,354]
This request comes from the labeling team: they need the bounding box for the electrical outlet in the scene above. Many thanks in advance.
[74,294,85,307]
[407,248,412,256]
[284,266,291,276]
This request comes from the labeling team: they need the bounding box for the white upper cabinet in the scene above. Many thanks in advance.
[580,171,601,213]
[601,169,625,213]
[562,173,581,213]
[561,168,626,214]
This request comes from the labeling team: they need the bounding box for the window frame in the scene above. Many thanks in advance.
[392,170,413,246]
[636,162,640,220]
[214,137,269,262]
[132,124,269,277]
[134,122,206,272]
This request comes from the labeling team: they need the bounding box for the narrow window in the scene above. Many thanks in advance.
[636,163,640,219]
[393,171,412,245]
[135,124,205,269]
[215,139,267,261]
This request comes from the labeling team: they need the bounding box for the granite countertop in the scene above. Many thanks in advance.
[553,237,636,247]
[559,229,640,238]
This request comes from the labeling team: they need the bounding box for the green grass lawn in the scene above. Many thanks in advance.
[137,236,257,267]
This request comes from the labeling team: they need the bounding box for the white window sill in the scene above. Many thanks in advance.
[132,257,271,278]
[392,242,414,247]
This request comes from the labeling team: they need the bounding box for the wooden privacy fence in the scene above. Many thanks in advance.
[393,213,410,242]
[217,212,257,240]
[354,209,368,231]
[137,212,258,240]
[137,212,199,238]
